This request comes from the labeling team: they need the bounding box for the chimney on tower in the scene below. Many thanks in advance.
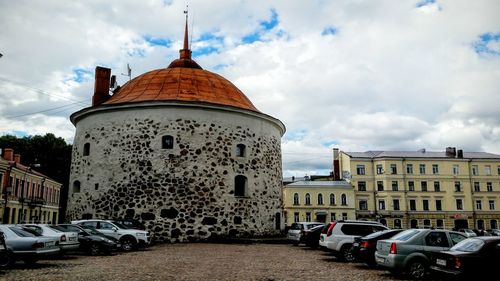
[92,66,112,106]
[332,148,340,180]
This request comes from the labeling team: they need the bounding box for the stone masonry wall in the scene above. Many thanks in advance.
[67,105,284,242]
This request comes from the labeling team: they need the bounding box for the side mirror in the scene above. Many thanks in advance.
[112,227,118,232]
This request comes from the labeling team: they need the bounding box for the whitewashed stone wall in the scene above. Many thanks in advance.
[67,103,285,242]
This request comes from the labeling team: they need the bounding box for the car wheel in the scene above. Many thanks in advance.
[89,243,101,256]
[0,252,14,268]
[407,260,427,280]
[340,245,355,262]
[120,237,136,251]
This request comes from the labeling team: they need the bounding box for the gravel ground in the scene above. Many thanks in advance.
[1,243,420,281]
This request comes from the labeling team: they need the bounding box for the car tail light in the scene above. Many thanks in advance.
[326,222,337,237]
[60,235,67,242]
[32,242,44,249]
[454,257,461,269]
[389,242,397,254]
[361,241,371,248]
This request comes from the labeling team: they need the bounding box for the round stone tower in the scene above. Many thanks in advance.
[66,18,285,242]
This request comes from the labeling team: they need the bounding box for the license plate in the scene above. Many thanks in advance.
[45,241,55,247]
[376,256,385,264]
[436,259,446,266]
[69,237,77,241]
[353,242,359,247]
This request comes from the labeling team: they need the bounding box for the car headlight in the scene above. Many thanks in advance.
[136,233,146,237]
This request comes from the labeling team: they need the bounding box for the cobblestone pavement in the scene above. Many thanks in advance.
[1,243,426,281]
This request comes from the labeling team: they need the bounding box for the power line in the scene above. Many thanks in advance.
[0,76,90,107]
[6,101,87,118]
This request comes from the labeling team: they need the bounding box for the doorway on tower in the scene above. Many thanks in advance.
[316,213,326,223]
[454,219,469,230]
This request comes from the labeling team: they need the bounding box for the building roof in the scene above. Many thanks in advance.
[286,180,352,188]
[103,17,259,113]
[344,150,500,160]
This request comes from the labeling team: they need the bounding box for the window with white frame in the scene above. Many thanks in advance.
[485,165,492,175]
[456,199,463,210]
[356,165,366,175]
[376,164,383,174]
[436,200,442,211]
[476,200,482,210]
[408,181,415,191]
[359,200,368,210]
[393,199,400,210]
[453,165,460,175]
[432,164,439,174]
[305,193,311,205]
[293,193,299,205]
[341,194,347,206]
[305,212,311,222]
[434,181,441,192]
[342,213,348,220]
[489,200,495,210]
[423,200,429,211]
[419,164,426,174]
[377,181,384,191]
[392,181,398,191]
[317,193,323,205]
[331,213,336,222]
[421,181,427,192]
[474,182,480,192]
[294,212,299,222]
[455,181,461,192]
[406,164,413,174]
[358,181,366,191]
[487,182,493,192]
[378,200,385,210]
[329,193,335,205]
[472,165,478,176]
[390,164,397,174]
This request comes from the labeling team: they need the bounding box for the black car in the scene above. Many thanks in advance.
[430,236,500,280]
[51,224,121,255]
[302,224,326,248]
[352,228,403,266]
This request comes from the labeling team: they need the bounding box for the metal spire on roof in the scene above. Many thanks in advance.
[179,6,192,60]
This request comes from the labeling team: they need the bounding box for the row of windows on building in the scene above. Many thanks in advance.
[357,198,496,211]
[294,212,349,223]
[0,173,59,204]
[356,163,500,176]
[292,193,348,206]
[83,139,248,157]
[0,207,57,224]
[357,180,496,192]
[73,175,249,197]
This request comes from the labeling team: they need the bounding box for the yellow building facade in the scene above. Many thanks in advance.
[339,148,500,230]
[1,149,61,224]
[282,180,355,226]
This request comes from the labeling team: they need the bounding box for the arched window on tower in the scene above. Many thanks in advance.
[162,135,174,149]
[83,143,90,156]
[73,181,81,193]
[234,175,247,197]
[236,144,246,157]
[330,193,336,205]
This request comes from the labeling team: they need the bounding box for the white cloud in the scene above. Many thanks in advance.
[1,0,499,177]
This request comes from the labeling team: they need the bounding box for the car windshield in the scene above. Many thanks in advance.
[48,225,66,232]
[305,224,323,230]
[363,229,395,240]
[83,227,103,235]
[390,229,420,241]
[450,238,484,252]
[290,224,302,230]
[9,226,37,237]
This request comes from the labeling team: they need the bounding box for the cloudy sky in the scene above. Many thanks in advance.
[0,0,499,177]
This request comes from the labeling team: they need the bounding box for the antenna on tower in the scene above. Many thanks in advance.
[121,63,132,81]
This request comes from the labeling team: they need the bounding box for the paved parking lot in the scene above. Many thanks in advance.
[1,243,429,281]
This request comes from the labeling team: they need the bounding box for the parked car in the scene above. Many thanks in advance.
[287,222,324,246]
[375,229,467,279]
[0,225,60,268]
[51,224,121,255]
[352,229,404,266]
[319,222,334,249]
[430,236,500,280]
[457,229,477,238]
[112,218,146,230]
[0,230,8,267]
[72,219,150,251]
[323,220,388,261]
[301,224,326,248]
[488,229,500,236]
[22,224,79,254]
